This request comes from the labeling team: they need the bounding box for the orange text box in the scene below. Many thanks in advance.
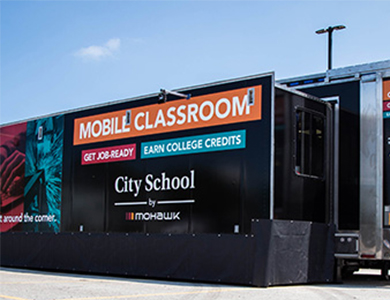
[383,79,390,101]
[74,86,262,145]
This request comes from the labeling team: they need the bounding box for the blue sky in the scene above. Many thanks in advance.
[1,0,389,124]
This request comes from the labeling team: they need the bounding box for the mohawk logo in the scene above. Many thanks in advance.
[126,211,181,221]
[126,212,135,220]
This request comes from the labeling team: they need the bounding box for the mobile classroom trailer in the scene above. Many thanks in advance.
[1,60,389,286]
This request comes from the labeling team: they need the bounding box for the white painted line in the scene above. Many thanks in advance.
[114,202,147,206]
[157,200,195,205]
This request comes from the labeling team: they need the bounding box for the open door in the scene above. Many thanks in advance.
[274,87,333,223]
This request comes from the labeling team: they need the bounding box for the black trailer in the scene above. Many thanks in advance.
[1,72,336,286]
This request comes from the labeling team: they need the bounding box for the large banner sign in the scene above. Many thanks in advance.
[63,76,273,234]
[73,86,262,145]
[1,78,272,234]
[0,116,64,233]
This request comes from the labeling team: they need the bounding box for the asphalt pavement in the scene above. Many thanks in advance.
[0,267,389,300]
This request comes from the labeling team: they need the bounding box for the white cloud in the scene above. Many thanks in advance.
[105,38,120,51]
[74,38,121,60]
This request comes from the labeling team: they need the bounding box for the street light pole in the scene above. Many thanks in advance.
[316,25,346,70]
[328,27,333,70]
